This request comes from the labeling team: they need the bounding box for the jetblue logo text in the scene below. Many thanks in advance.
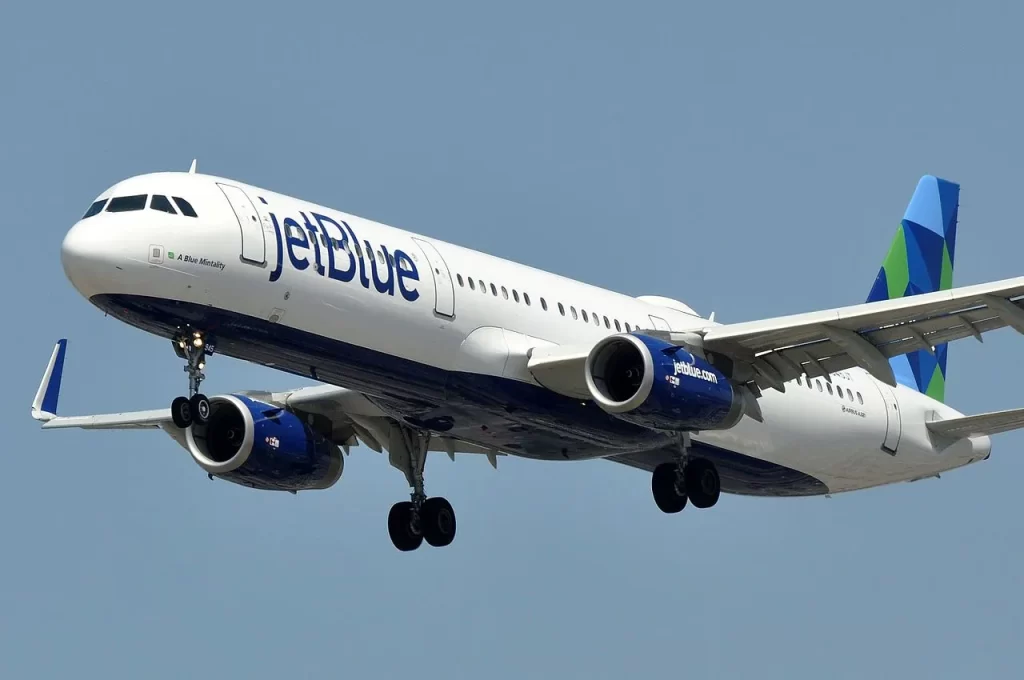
[673,359,719,384]
[268,211,420,302]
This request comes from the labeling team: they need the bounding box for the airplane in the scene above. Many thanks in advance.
[32,165,1024,551]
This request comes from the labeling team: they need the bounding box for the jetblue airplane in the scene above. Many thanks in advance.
[33,165,1024,551]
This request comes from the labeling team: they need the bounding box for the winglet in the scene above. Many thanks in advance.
[188,158,197,174]
[31,339,67,422]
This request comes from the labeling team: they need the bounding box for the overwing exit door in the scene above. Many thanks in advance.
[218,183,266,265]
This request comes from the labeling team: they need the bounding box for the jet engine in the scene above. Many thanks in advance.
[185,394,343,491]
[584,333,745,432]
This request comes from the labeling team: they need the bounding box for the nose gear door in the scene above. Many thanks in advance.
[217,183,266,265]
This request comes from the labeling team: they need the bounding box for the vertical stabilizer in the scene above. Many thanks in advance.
[866,175,959,402]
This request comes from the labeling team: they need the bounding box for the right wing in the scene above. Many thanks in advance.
[31,340,501,464]
[691,276,1024,392]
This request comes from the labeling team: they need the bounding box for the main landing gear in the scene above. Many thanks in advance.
[169,328,212,430]
[651,434,721,514]
[386,424,457,552]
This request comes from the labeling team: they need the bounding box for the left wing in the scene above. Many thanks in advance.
[31,340,500,462]
[691,275,1024,392]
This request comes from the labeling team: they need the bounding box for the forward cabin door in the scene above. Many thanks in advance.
[218,183,266,265]
[412,238,455,318]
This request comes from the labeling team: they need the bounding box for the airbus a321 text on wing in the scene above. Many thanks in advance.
[34,167,1021,551]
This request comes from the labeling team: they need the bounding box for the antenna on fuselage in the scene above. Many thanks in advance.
[188,158,197,174]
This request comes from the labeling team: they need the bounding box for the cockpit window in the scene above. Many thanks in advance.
[106,195,148,212]
[82,199,107,219]
[150,195,177,214]
[172,197,198,217]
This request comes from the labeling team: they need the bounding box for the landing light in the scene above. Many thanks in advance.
[193,337,204,348]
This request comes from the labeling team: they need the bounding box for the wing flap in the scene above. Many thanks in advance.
[927,408,1024,438]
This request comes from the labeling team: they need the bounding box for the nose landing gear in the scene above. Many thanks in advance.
[169,328,211,430]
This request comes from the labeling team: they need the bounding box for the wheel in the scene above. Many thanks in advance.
[684,458,721,509]
[171,396,192,429]
[388,501,423,552]
[652,462,687,513]
[421,497,457,547]
[190,393,211,425]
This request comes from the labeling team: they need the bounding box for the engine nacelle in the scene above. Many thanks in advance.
[585,333,745,431]
[186,395,343,492]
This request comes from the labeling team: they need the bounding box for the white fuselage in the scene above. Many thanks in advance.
[60,172,991,496]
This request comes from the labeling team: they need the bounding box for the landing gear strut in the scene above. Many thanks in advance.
[170,327,211,430]
[651,434,721,513]
[386,424,456,551]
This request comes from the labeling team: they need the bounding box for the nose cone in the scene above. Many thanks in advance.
[61,220,113,298]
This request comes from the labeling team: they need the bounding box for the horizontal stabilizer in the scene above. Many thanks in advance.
[927,408,1024,438]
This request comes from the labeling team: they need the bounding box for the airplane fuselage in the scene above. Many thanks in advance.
[60,171,990,497]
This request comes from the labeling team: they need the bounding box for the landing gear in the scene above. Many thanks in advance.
[170,328,211,429]
[651,434,721,513]
[385,424,457,551]
[684,458,721,509]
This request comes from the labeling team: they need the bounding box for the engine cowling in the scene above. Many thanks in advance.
[186,394,343,491]
[584,333,745,431]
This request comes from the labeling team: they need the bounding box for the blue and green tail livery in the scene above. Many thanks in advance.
[866,175,959,402]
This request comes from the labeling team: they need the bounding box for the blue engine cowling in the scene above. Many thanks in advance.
[185,394,343,491]
[584,333,745,431]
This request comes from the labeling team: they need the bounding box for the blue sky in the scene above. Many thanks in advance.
[2,0,1023,677]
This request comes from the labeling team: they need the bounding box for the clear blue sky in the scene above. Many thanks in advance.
[2,1,1023,677]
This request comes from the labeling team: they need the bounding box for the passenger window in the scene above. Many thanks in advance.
[513,289,519,303]
[582,310,589,322]
[388,252,395,267]
[172,197,198,217]
[836,386,844,399]
[603,316,611,329]
[377,251,385,265]
[82,199,107,218]
[467,278,474,290]
[150,195,177,214]
[107,195,148,212]
[625,322,631,332]
[826,383,833,396]
[571,306,578,320]
[593,313,600,326]
[501,286,509,300]
[816,380,823,392]
[524,293,531,306]
[558,303,565,316]
[490,283,497,296]
[614,320,621,331]
[540,298,547,311]
[797,375,803,386]
[457,274,464,287]
[857,392,863,404]
[848,390,854,402]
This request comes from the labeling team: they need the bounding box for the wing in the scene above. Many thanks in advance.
[690,275,1024,392]
[927,408,1024,438]
[31,340,500,463]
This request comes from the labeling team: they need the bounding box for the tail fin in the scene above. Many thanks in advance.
[866,175,960,402]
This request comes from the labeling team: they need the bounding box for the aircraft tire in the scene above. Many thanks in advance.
[421,497,457,547]
[388,501,423,552]
[171,396,193,429]
[652,462,688,513]
[684,458,721,509]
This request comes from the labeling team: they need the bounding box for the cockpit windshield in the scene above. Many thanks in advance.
[106,195,148,212]
[82,199,107,219]
[80,193,200,219]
